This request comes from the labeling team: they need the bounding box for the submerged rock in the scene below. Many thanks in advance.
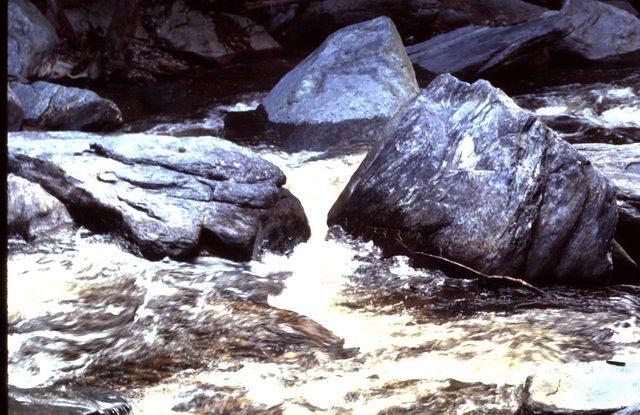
[520,361,640,414]
[558,0,640,60]
[8,385,132,414]
[328,74,617,284]
[262,16,419,152]
[406,14,569,79]
[8,174,73,241]
[7,84,24,131]
[10,81,123,132]
[8,0,59,80]
[575,143,640,273]
[8,132,310,261]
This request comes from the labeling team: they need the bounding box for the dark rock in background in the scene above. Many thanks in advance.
[406,13,569,80]
[558,0,640,60]
[262,17,419,152]
[7,174,73,241]
[329,74,618,284]
[10,81,123,131]
[8,384,132,414]
[8,132,311,262]
[7,84,24,131]
[8,0,60,80]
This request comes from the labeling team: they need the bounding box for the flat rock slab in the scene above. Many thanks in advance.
[575,143,640,269]
[521,361,640,414]
[406,13,568,79]
[8,174,73,241]
[559,0,640,61]
[329,74,617,284]
[8,132,310,261]
[10,81,123,132]
[262,16,419,152]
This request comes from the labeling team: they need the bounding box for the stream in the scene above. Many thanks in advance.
[7,70,640,414]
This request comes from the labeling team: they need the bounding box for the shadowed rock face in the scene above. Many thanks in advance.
[262,16,419,152]
[575,143,640,271]
[328,74,617,284]
[8,174,73,241]
[10,81,123,132]
[8,132,310,261]
[8,385,132,415]
[7,84,24,131]
[8,0,59,80]
[558,0,640,60]
[406,13,569,80]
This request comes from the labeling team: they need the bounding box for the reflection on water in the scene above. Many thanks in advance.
[8,91,640,414]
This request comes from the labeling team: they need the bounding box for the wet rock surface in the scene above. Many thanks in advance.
[262,17,419,152]
[575,143,640,273]
[8,384,132,414]
[8,174,73,242]
[8,132,310,261]
[406,14,569,80]
[558,0,640,61]
[436,0,548,31]
[8,84,24,131]
[8,0,59,80]
[10,81,123,132]
[329,74,618,284]
[514,74,640,145]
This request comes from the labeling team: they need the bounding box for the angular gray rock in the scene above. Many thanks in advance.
[262,16,419,152]
[520,361,640,414]
[8,174,73,241]
[10,81,123,132]
[155,0,280,62]
[575,143,640,268]
[7,84,24,131]
[8,132,310,261]
[8,0,60,80]
[558,0,640,60]
[406,13,569,79]
[328,74,618,284]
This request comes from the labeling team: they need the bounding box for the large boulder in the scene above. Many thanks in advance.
[7,84,24,131]
[262,16,419,152]
[406,13,569,80]
[328,74,618,284]
[8,174,73,241]
[153,0,280,62]
[8,132,310,261]
[558,0,640,60]
[8,0,60,80]
[574,143,640,270]
[10,81,123,131]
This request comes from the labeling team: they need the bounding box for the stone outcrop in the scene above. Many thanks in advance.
[8,132,311,261]
[328,74,618,284]
[262,16,419,152]
[406,13,569,79]
[10,81,123,131]
[8,0,60,80]
[8,174,73,241]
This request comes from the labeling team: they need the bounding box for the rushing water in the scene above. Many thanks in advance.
[7,79,640,414]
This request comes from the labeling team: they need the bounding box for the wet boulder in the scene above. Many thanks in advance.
[328,74,618,284]
[8,132,310,261]
[154,0,280,62]
[8,174,73,241]
[8,0,60,80]
[520,361,640,414]
[7,84,24,131]
[575,143,640,273]
[558,0,640,60]
[436,0,548,31]
[10,81,123,132]
[262,16,419,152]
[406,13,569,80]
